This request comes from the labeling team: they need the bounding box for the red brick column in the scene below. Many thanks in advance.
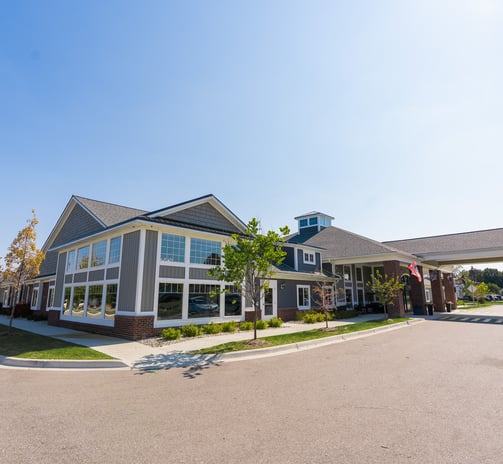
[409,265,427,315]
[430,270,446,313]
[442,273,457,310]
[383,260,405,317]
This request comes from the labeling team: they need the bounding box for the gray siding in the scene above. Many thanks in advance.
[74,272,87,283]
[118,230,141,312]
[163,203,241,233]
[297,249,318,273]
[283,247,296,270]
[88,269,105,282]
[140,230,158,312]
[106,267,120,280]
[277,280,314,309]
[39,204,104,276]
[159,266,185,279]
[189,268,217,280]
[54,252,67,309]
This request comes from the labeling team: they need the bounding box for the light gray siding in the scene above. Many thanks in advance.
[159,266,185,279]
[163,203,241,233]
[54,252,67,309]
[140,230,158,312]
[118,230,141,312]
[189,268,217,280]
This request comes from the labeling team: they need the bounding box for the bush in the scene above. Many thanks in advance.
[302,311,328,323]
[181,324,202,338]
[267,317,283,328]
[255,319,268,330]
[239,321,253,331]
[202,322,222,335]
[333,309,358,319]
[221,321,237,333]
[161,328,181,340]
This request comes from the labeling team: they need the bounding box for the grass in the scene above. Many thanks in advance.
[193,318,410,354]
[0,327,114,360]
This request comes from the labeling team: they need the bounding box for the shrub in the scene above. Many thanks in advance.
[255,319,268,330]
[181,324,202,338]
[239,321,253,331]
[333,309,358,319]
[221,321,237,333]
[267,317,283,328]
[202,323,222,335]
[161,328,181,340]
[303,312,319,324]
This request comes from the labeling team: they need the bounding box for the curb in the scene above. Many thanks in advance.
[0,355,129,370]
[220,319,424,362]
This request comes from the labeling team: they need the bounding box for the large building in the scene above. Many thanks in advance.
[2,194,466,339]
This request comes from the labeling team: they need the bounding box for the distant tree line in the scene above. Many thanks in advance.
[466,267,503,292]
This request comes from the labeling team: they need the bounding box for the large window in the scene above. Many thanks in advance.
[72,286,86,316]
[77,246,90,270]
[157,283,184,320]
[161,233,186,263]
[31,288,39,309]
[105,284,117,320]
[108,237,122,264]
[188,284,219,318]
[190,238,221,265]
[91,241,107,267]
[63,287,71,315]
[225,285,241,316]
[48,287,55,308]
[297,285,311,310]
[87,285,103,318]
[67,250,76,272]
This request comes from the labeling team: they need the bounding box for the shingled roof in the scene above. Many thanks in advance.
[74,196,147,227]
[288,226,405,260]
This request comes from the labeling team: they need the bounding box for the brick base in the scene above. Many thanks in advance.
[48,310,159,340]
[245,310,262,322]
[277,308,299,322]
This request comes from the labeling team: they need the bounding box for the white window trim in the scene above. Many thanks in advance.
[297,285,311,310]
[303,251,315,265]
[31,288,39,310]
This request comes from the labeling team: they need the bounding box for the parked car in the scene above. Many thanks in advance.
[461,295,474,301]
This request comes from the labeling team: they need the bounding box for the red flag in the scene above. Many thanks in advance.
[408,261,422,282]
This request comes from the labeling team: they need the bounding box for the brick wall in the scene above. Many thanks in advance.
[277,308,299,321]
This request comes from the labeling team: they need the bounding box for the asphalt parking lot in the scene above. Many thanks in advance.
[1,316,502,464]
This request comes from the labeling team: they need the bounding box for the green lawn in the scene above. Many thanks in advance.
[0,327,114,360]
[193,318,410,354]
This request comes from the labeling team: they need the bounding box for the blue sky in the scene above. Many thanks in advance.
[1,1,502,268]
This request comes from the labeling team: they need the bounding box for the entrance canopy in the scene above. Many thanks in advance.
[384,228,503,267]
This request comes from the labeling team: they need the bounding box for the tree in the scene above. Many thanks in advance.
[311,277,336,329]
[366,270,404,319]
[209,218,289,340]
[2,210,45,334]
[475,282,489,303]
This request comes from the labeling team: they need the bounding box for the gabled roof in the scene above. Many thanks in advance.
[288,226,407,260]
[74,196,147,228]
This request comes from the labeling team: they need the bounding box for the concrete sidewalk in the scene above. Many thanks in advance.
[1,313,390,370]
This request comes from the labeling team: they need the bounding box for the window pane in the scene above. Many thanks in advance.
[77,246,90,269]
[72,286,86,317]
[157,283,183,320]
[188,284,219,318]
[190,238,221,265]
[160,234,185,263]
[48,287,55,308]
[309,217,318,226]
[67,250,75,272]
[63,287,71,315]
[108,237,122,264]
[87,285,103,318]
[225,285,241,316]
[31,289,39,307]
[91,241,107,267]
[299,219,308,227]
[105,284,117,320]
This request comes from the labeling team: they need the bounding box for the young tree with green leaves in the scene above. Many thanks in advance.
[2,210,45,334]
[209,218,289,340]
[311,277,336,329]
[475,282,489,303]
[366,270,404,319]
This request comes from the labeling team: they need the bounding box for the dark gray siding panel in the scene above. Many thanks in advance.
[54,252,67,308]
[283,247,295,270]
[39,250,58,277]
[106,267,120,280]
[277,280,314,309]
[141,230,158,312]
[89,269,105,282]
[118,230,140,312]
[159,266,185,279]
[297,249,317,273]
[74,272,88,283]
[64,275,73,284]
[189,268,217,280]
[163,203,241,233]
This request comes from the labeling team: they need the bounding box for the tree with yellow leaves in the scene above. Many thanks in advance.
[2,210,45,334]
